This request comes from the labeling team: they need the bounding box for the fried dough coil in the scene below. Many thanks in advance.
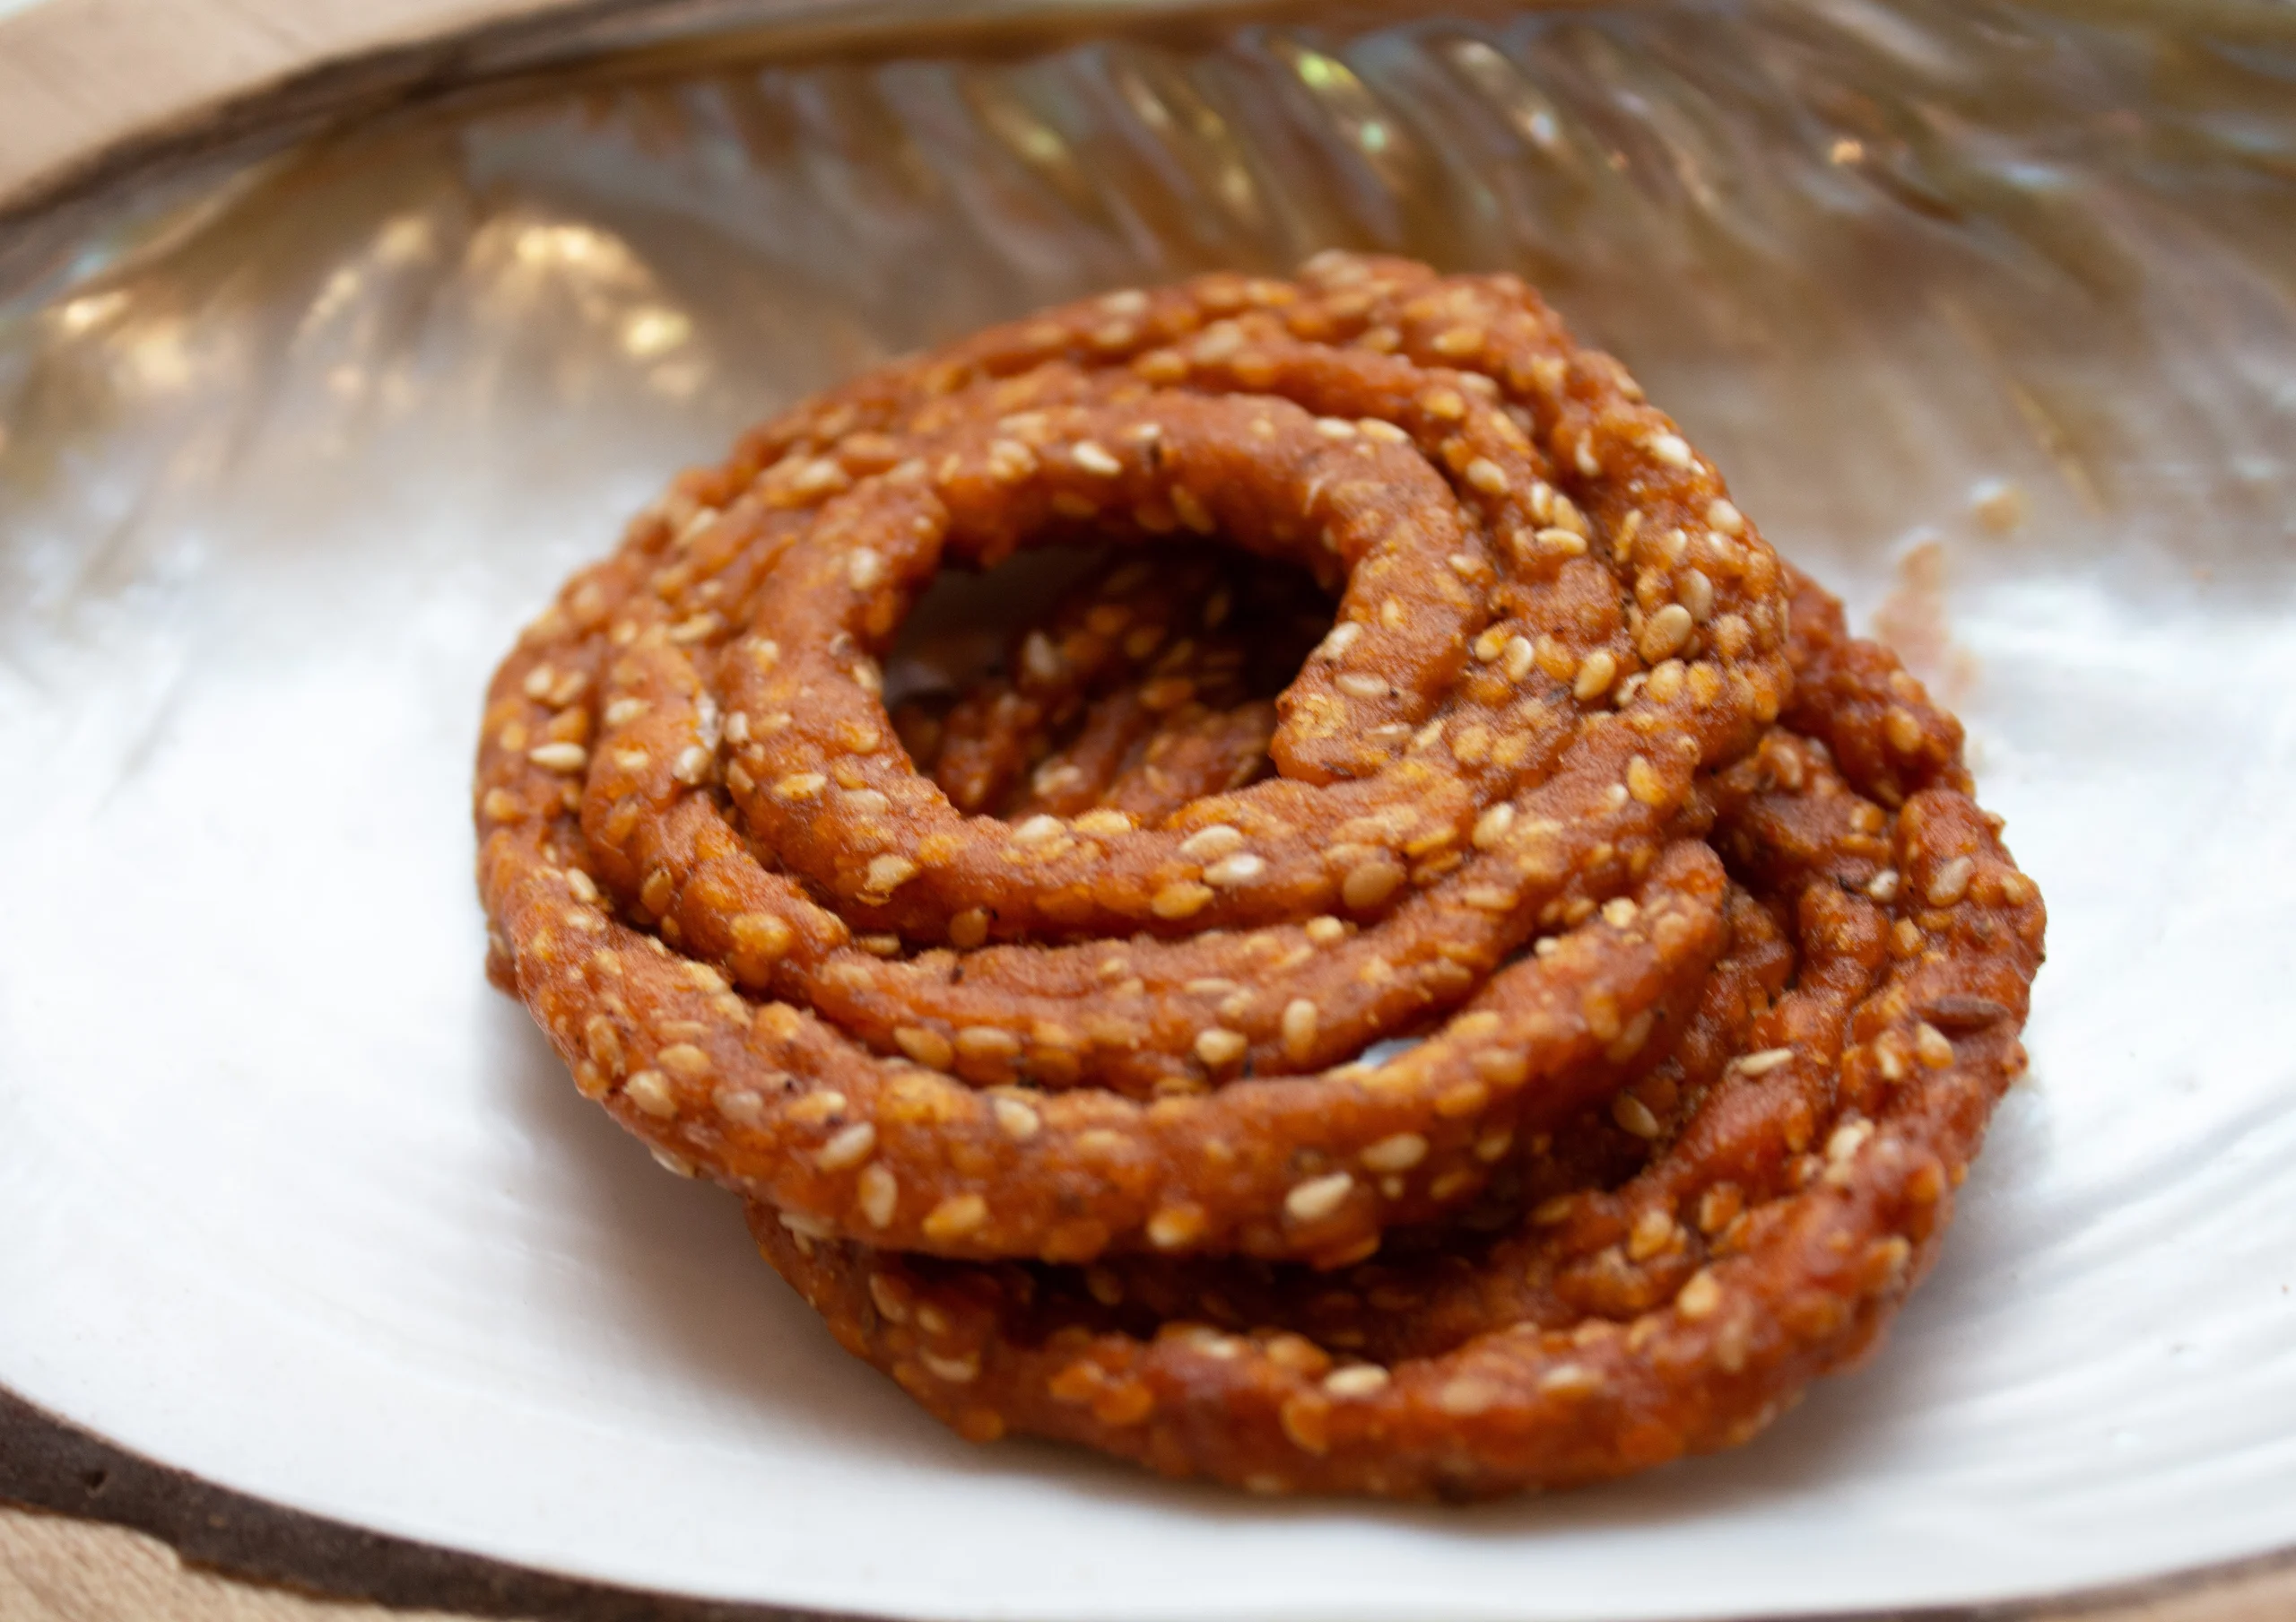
[474,255,2042,1494]
[749,576,2043,1496]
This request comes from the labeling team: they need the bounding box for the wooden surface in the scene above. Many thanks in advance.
[3,0,2295,1617]
[0,0,584,213]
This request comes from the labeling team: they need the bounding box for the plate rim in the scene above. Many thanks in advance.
[4,1382,2293,1622]
[2,0,2288,1614]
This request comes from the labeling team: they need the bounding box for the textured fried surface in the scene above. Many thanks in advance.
[474,254,2043,1496]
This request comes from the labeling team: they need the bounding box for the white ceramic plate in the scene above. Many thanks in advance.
[4,3,2296,1617]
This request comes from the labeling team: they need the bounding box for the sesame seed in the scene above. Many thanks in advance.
[1471,804,1517,850]
[1203,853,1265,887]
[1613,1094,1663,1138]
[1323,1365,1390,1397]
[919,1348,980,1385]
[1179,824,1246,859]
[1626,755,1669,806]
[991,1096,1041,1139]
[528,742,587,772]
[1147,1205,1205,1249]
[657,1043,712,1081]
[791,458,848,496]
[922,1194,987,1241]
[1361,1131,1427,1173]
[715,1086,766,1126]
[1736,1047,1795,1076]
[1071,440,1122,477]
[865,854,919,894]
[1573,650,1618,702]
[732,912,794,962]
[1883,705,1925,754]
[1305,915,1347,944]
[1195,1028,1248,1068]
[1465,458,1509,496]
[1827,1119,1874,1163]
[1915,1022,1956,1068]
[1342,859,1406,911]
[1281,998,1319,1060]
[1335,673,1389,700]
[956,1026,1022,1062]
[1012,814,1065,846]
[1152,881,1214,919]
[1680,569,1715,622]
[1315,416,1358,439]
[1501,635,1535,681]
[894,1026,954,1070]
[1647,432,1692,467]
[673,744,712,784]
[1432,326,1484,358]
[1285,1173,1353,1223]
[1540,1363,1601,1396]
[776,772,827,800]
[622,1069,676,1116]
[1640,603,1694,661]
[816,1121,877,1171]
[1866,869,1901,903]
[1926,856,1974,907]
[1318,622,1364,660]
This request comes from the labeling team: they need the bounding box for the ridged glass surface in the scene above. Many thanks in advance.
[3,3,2294,1618]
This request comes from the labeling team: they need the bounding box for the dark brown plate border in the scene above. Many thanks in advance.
[7,1382,2296,1622]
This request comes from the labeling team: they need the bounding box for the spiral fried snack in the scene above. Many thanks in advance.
[474,256,2044,1496]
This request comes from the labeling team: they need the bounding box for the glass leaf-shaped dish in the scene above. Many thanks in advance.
[2,2,2294,1618]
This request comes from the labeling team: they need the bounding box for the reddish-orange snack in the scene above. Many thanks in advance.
[474,254,2042,1496]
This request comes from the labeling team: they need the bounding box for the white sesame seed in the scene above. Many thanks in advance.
[865,854,919,894]
[1178,824,1246,860]
[816,1121,878,1171]
[1071,440,1123,477]
[921,1349,980,1383]
[847,550,886,591]
[1203,853,1266,887]
[1926,856,1975,907]
[1641,603,1694,660]
[1012,814,1065,846]
[1195,1028,1248,1068]
[1285,1173,1353,1224]
[1323,1365,1391,1397]
[528,742,587,772]
[992,1096,1041,1139]
[1361,1132,1427,1172]
[622,1069,676,1117]
[1648,432,1693,467]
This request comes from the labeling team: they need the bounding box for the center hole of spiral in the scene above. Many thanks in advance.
[883,542,1337,822]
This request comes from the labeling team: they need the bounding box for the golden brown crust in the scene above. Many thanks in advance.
[473,253,2043,1495]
